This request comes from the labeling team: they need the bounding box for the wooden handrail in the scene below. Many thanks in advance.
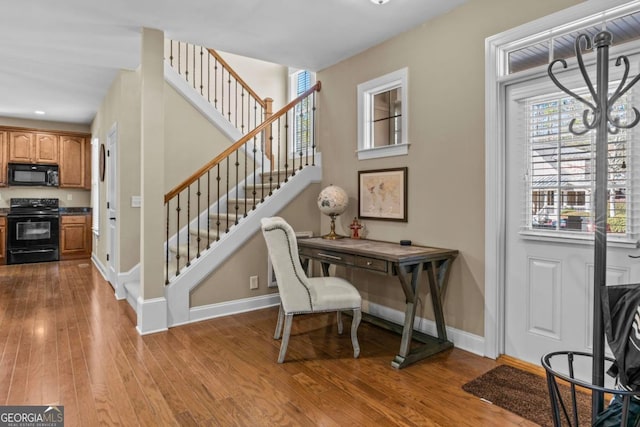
[207,48,266,109]
[165,81,321,203]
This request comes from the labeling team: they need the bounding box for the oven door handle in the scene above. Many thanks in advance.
[9,248,56,254]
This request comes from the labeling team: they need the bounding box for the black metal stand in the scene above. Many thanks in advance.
[548,31,640,420]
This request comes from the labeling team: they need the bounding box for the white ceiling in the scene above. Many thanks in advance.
[0,0,466,124]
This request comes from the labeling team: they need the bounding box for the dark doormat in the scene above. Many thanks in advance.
[462,364,591,426]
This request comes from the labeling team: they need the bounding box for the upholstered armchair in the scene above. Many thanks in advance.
[260,216,362,363]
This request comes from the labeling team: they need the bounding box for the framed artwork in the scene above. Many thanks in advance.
[358,167,408,222]
[99,143,106,182]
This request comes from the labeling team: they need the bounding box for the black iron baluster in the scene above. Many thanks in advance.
[268,121,274,197]
[261,134,266,203]
[192,44,196,89]
[225,157,230,232]
[186,186,191,267]
[284,111,290,182]
[235,149,240,222]
[227,73,232,123]
[177,42,181,75]
[196,178,201,257]
[241,88,245,134]
[175,195,181,276]
[299,98,304,169]
[305,93,310,166]
[252,136,257,210]
[184,43,189,83]
[207,170,211,249]
[214,58,218,109]
[221,69,225,119]
[207,50,211,103]
[165,202,170,284]
[235,80,238,129]
[169,40,174,67]
[216,165,221,240]
[244,139,248,216]
[199,47,204,96]
[276,117,281,189]
[312,90,317,166]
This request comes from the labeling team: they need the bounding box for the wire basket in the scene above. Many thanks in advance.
[542,351,640,426]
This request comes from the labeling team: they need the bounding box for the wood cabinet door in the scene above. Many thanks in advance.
[0,132,7,186]
[59,136,85,188]
[8,131,34,163]
[60,216,90,259]
[35,133,59,164]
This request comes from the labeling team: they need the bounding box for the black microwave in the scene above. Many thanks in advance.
[8,163,59,187]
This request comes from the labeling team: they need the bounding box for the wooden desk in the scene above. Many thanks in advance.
[297,237,458,369]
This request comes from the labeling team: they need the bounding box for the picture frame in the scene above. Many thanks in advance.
[358,167,408,222]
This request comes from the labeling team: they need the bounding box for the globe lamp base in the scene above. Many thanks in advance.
[322,214,346,240]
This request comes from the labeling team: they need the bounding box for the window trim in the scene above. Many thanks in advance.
[357,67,409,160]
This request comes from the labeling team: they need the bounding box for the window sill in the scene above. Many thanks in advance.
[519,229,639,248]
[357,143,409,160]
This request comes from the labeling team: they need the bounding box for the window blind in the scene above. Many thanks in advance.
[525,87,637,238]
[294,71,312,153]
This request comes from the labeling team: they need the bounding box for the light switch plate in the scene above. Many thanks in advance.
[131,196,141,208]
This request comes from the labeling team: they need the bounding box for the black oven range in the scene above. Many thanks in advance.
[7,198,60,265]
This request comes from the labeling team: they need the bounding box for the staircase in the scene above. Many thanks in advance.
[123,39,322,328]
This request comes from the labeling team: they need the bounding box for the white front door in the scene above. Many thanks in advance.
[504,76,640,368]
[107,124,122,298]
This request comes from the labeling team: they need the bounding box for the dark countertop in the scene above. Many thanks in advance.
[0,207,91,216]
[59,207,92,215]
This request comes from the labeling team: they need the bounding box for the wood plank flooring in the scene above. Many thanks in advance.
[0,261,538,426]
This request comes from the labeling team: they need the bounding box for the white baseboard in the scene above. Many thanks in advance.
[92,254,108,281]
[187,293,281,326]
[137,297,168,335]
[366,301,485,357]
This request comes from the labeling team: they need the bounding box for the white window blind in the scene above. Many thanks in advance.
[524,86,638,239]
[293,70,312,153]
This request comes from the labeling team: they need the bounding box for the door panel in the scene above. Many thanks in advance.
[504,80,640,368]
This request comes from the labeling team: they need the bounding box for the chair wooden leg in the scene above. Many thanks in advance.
[336,311,343,334]
[277,314,294,363]
[274,304,285,340]
[351,308,362,358]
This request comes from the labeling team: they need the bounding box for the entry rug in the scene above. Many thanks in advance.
[462,365,591,426]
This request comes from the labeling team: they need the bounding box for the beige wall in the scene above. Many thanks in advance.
[316,0,582,336]
[0,117,91,208]
[164,83,238,191]
[191,183,321,306]
[218,50,288,112]
[91,70,142,272]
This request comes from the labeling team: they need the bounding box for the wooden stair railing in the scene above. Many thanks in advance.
[165,39,274,160]
[164,82,321,283]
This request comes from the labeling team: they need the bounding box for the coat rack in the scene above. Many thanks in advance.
[548,30,640,419]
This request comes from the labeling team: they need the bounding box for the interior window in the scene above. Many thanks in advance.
[357,68,408,160]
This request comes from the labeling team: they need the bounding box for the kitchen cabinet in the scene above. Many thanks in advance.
[35,133,59,163]
[0,127,90,189]
[0,131,7,186]
[60,214,92,260]
[59,135,86,188]
[0,216,6,265]
[7,131,58,164]
[8,131,34,163]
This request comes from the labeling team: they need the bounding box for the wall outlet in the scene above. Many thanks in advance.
[67,193,73,201]
[249,275,259,290]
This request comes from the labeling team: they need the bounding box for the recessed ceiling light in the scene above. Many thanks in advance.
[34,110,45,115]
[370,0,390,4]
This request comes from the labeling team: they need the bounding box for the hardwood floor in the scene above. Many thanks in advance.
[0,261,538,426]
